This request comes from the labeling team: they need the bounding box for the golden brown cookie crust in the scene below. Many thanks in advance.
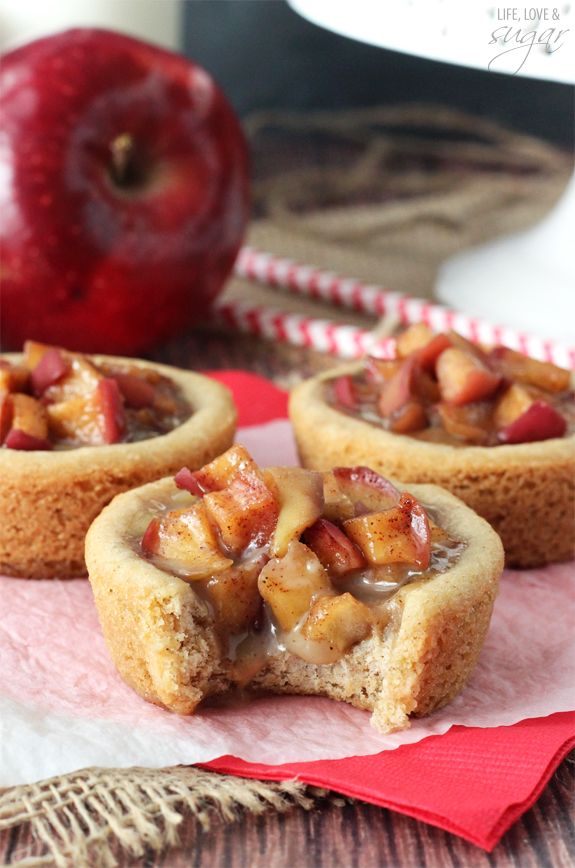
[0,355,237,579]
[86,473,503,732]
[289,366,575,568]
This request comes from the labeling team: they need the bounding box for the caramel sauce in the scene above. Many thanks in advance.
[139,492,465,679]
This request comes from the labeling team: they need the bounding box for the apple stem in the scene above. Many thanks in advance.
[109,133,135,187]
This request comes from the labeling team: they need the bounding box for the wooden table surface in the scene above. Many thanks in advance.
[2,330,573,867]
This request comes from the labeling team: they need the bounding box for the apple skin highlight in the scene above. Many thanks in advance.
[0,28,249,354]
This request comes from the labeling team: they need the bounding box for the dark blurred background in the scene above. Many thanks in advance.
[183,0,574,149]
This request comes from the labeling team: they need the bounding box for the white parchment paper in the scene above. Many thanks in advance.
[1,420,573,786]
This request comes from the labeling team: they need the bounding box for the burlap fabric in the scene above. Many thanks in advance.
[1,106,570,867]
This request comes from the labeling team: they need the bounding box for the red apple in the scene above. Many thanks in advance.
[498,401,567,444]
[0,28,249,354]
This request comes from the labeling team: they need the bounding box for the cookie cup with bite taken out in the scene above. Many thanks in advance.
[86,446,503,733]
[0,346,236,579]
[289,352,574,568]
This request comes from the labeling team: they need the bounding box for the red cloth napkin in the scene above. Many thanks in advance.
[204,370,575,850]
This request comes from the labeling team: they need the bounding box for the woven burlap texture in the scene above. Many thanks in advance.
[222,104,572,324]
[1,105,570,868]
[0,767,314,867]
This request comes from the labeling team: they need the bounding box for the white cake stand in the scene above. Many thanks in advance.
[288,0,575,342]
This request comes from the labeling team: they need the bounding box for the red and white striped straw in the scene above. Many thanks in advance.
[225,245,575,369]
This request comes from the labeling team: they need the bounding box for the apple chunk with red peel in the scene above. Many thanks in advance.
[301,593,372,661]
[142,503,233,578]
[191,444,258,494]
[4,429,53,451]
[203,467,279,556]
[493,383,534,430]
[264,467,324,557]
[498,401,567,444]
[46,377,126,445]
[436,348,501,406]
[344,493,431,570]
[10,394,49,441]
[378,356,417,417]
[30,348,69,396]
[333,375,357,409]
[303,518,366,576]
[174,467,204,496]
[331,467,400,515]
[258,541,333,631]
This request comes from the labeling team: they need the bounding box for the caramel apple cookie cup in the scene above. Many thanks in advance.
[289,367,575,568]
[86,465,502,733]
[0,356,236,578]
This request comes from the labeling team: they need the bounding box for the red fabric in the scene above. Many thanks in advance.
[207,370,289,427]
[204,371,575,850]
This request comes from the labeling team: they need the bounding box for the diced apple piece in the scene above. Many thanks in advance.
[489,346,570,393]
[141,503,233,577]
[11,394,49,440]
[205,557,266,635]
[446,330,489,361]
[303,518,366,576]
[436,348,501,405]
[113,372,156,408]
[344,492,431,569]
[192,444,259,493]
[47,395,103,444]
[46,379,126,445]
[0,360,29,393]
[203,467,279,555]
[332,466,400,514]
[365,357,402,384]
[322,471,356,522]
[388,400,427,434]
[4,429,53,451]
[301,592,372,655]
[30,348,69,396]
[378,356,417,417]
[498,401,567,444]
[436,401,491,445]
[174,466,204,495]
[0,393,13,443]
[333,375,357,409]
[258,540,333,631]
[493,383,534,429]
[23,340,56,371]
[43,356,102,404]
[265,467,324,557]
[97,378,126,444]
[395,324,434,358]
[415,333,452,372]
